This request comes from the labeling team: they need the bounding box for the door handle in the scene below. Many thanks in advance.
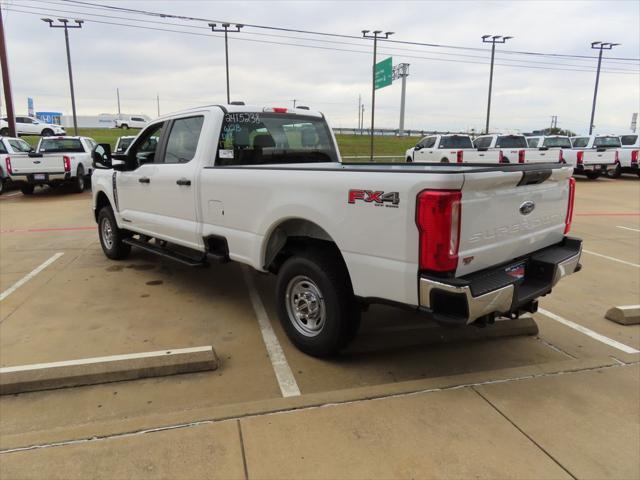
[138,177,150,184]
[176,178,191,186]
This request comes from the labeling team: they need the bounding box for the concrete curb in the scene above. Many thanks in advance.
[605,306,640,325]
[0,346,218,395]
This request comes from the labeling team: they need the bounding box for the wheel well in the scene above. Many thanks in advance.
[263,219,346,274]
[94,191,111,222]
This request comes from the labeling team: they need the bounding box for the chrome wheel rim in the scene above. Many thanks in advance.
[101,217,114,250]
[285,275,326,337]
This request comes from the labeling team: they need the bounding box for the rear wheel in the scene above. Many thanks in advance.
[276,247,360,357]
[0,178,5,195]
[20,184,35,195]
[73,166,86,193]
[0,128,8,136]
[607,164,621,178]
[98,206,131,260]
[41,128,54,137]
[585,171,600,180]
[440,158,450,163]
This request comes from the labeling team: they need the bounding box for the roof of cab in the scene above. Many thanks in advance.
[155,104,323,121]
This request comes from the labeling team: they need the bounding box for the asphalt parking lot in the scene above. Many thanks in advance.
[0,176,638,479]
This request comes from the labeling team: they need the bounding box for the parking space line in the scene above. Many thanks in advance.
[582,250,640,268]
[0,226,96,234]
[616,225,640,233]
[538,308,640,355]
[0,253,64,302]
[242,267,301,398]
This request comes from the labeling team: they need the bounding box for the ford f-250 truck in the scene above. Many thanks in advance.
[612,134,639,178]
[91,105,582,357]
[566,135,619,179]
[473,134,562,164]
[7,136,96,194]
[405,134,502,164]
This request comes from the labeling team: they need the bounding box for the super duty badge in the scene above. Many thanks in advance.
[348,189,399,208]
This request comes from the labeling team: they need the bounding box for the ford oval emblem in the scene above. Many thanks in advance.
[519,201,535,215]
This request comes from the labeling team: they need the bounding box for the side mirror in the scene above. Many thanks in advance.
[92,143,112,169]
[414,145,422,151]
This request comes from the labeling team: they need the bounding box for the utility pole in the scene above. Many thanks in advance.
[589,41,619,134]
[481,35,513,134]
[42,18,83,135]
[361,104,365,134]
[358,95,361,130]
[209,23,243,104]
[393,63,410,135]
[291,99,298,108]
[116,88,121,117]
[550,115,558,129]
[0,6,16,136]
[156,93,160,117]
[362,29,393,160]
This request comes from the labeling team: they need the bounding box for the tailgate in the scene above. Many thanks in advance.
[11,154,65,174]
[463,150,502,164]
[457,166,571,276]
[524,148,560,164]
[583,149,616,165]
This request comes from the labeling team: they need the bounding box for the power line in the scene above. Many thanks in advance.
[3,5,638,75]
[59,0,640,62]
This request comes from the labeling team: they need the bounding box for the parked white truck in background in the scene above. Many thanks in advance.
[114,135,137,153]
[405,134,502,163]
[473,134,562,164]
[6,136,96,195]
[565,135,619,180]
[1,116,66,137]
[612,134,639,178]
[90,104,582,357]
[0,136,34,194]
[114,115,149,130]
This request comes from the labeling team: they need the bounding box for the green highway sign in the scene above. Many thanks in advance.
[375,57,393,90]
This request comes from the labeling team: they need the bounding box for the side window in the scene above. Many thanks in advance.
[127,122,165,167]
[527,138,540,148]
[423,137,436,148]
[163,116,204,164]
[132,117,145,123]
[474,137,491,149]
[0,141,7,154]
[9,139,32,152]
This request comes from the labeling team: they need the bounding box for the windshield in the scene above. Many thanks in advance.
[594,136,621,148]
[216,112,338,166]
[116,137,135,153]
[496,135,528,148]
[543,137,572,148]
[438,135,473,149]
[620,135,638,146]
[39,138,84,153]
[571,137,589,148]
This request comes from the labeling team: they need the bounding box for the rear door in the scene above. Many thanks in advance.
[456,166,572,276]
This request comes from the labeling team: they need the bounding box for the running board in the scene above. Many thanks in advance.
[123,238,207,267]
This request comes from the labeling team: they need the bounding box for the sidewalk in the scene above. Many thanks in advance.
[2,362,638,479]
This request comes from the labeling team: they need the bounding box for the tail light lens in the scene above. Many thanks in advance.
[63,156,71,172]
[559,149,564,163]
[416,190,462,273]
[565,177,576,234]
[498,150,505,163]
[576,151,584,165]
[632,150,639,165]
[518,149,526,163]
[5,156,11,175]
[456,150,463,163]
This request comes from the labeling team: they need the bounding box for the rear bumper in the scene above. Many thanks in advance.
[419,237,582,326]
[8,172,70,184]
[574,163,616,173]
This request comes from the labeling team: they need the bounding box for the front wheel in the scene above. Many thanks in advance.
[406,156,413,163]
[121,124,129,130]
[585,171,600,180]
[276,248,360,357]
[98,206,131,260]
[41,128,54,137]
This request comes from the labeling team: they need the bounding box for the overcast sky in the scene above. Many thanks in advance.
[1,0,639,134]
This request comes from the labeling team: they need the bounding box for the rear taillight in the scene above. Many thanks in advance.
[576,151,584,165]
[565,177,576,234]
[4,156,11,175]
[456,150,463,163]
[63,156,71,172]
[559,149,564,163]
[416,190,462,273]
[518,149,525,163]
[632,150,639,165]
[498,150,505,163]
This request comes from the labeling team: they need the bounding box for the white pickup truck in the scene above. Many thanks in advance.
[405,134,502,164]
[565,135,619,180]
[473,134,562,164]
[91,105,582,357]
[612,134,639,178]
[0,136,34,194]
[7,136,96,195]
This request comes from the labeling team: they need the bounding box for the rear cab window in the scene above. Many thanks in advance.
[593,136,621,148]
[216,112,338,166]
[473,136,492,149]
[38,138,85,153]
[542,137,572,148]
[438,136,472,149]
[571,137,589,148]
[620,135,638,146]
[496,135,527,148]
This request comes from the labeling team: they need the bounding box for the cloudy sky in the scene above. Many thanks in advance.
[1,0,639,134]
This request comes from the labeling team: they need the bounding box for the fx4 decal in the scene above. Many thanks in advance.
[348,189,400,208]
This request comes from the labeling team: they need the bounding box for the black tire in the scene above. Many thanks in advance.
[41,128,54,137]
[502,157,511,163]
[0,178,5,195]
[98,206,131,260]
[121,124,129,130]
[440,158,449,163]
[276,247,360,357]
[0,128,8,136]
[607,164,621,179]
[73,166,86,193]
[406,156,413,163]
[21,184,35,195]
[585,171,600,180]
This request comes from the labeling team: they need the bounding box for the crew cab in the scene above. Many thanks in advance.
[114,115,149,130]
[473,134,562,164]
[7,136,96,195]
[0,116,66,137]
[565,135,619,179]
[114,136,137,153]
[612,134,639,178]
[405,134,502,164]
[0,137,34,194]
[91,105,582,357]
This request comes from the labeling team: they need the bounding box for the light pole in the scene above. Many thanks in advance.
[589,42,619,134]
[42,18,83,135]
[0,6,16,137]
[209,23,243,104]
[481,35,512,134]
[362,29,393,161]
[393,63,410,135]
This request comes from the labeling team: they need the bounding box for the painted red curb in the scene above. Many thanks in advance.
[0,226,96,234]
